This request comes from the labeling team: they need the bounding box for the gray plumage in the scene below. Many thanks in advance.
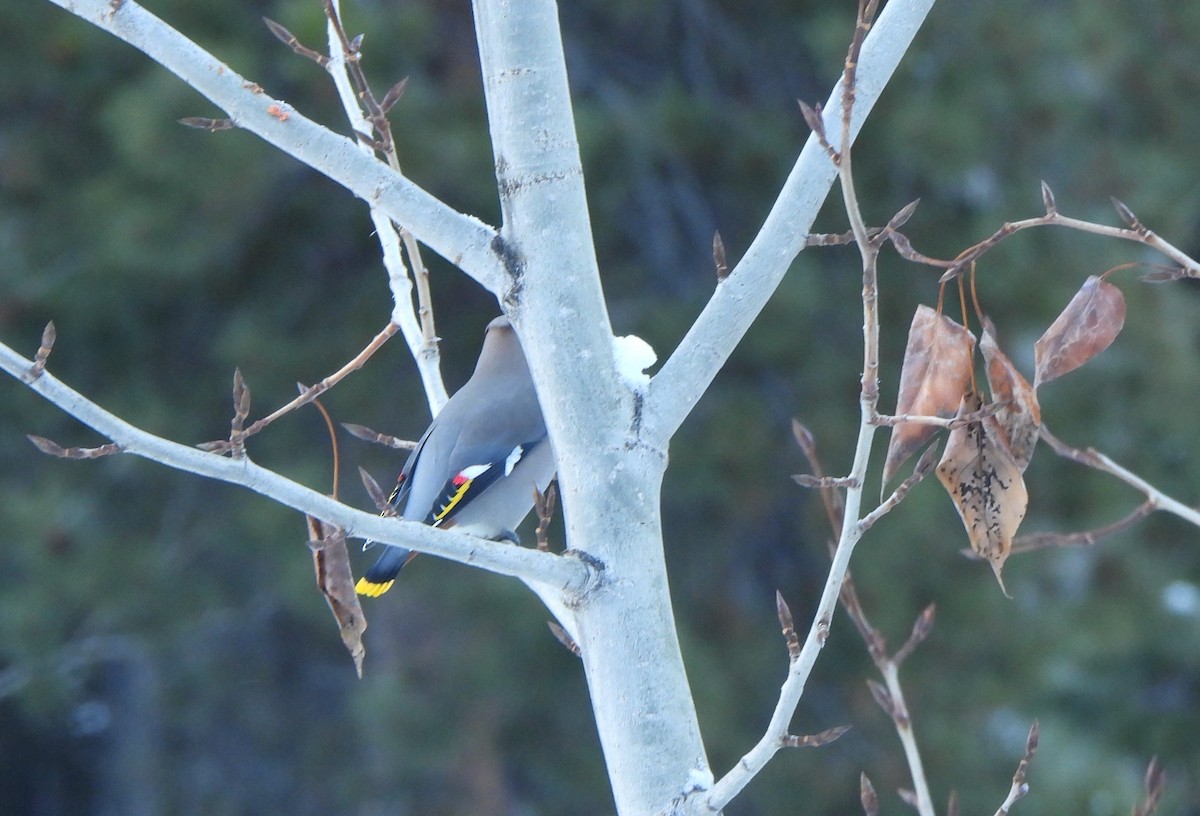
[356,317,555,596]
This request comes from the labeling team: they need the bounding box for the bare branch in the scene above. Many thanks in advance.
[992,721,1038,816]
[1132,757,1165,816]
[234,322,398,444]
[47,0,506,294]
[646,0,938,442]
[893,603,935,666]
[792,417,846,534]
[319,1,448,411]
[1011,500,1154,554]
[857,445,937,535]
[262,16,329,66]
[841,570,935,816]
[1041,426,1200,528]
[341,423,419,451]
[1,339,590,593]
[792,474,860,489]
[929,194,1200,283]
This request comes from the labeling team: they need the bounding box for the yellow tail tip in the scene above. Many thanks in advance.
[355,577,395,597]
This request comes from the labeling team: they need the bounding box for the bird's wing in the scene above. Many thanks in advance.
[423,437,549,526]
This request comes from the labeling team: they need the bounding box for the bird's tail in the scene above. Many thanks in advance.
[355,544,418,597]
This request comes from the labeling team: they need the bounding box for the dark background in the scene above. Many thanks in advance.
[2,1,1200,814]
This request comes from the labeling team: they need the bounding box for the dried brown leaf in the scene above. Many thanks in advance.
[1033,276,1126,387]
[307,519,366,677]
[883,306,976,485]
[981,323,1041,472]
[936,392,1028,595]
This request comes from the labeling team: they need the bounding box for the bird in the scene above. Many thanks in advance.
[355,316,556,597]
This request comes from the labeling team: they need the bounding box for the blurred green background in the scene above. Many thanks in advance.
[2,1,1200,814]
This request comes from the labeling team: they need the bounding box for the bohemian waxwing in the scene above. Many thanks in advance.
[355,316,556,596]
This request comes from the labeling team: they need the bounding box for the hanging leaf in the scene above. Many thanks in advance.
[981,323,1041,472]
[936,392,1028,595]
[1033,276,1126,387]
[883,305,977,485]
[307,517,367,677]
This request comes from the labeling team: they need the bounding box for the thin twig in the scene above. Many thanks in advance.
[1132,757,1165,816]
[841,572,936,816]
[341,422,419,451]
[930,186,1200,283]
[320,0,447,412]
[871,400,1000,428]
[0,339,590,592]
[704,5,905,807]
[221,322,398,447]
[857,446,936,535]
[791,417,846,536]
[1011,500,1155,554]
[1041,426,1200,527]
[992,721,1038,815]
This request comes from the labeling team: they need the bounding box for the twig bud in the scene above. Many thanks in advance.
[860,772,879,816]
[547,620,582,657]
[712,231,729,281]
[1040,180,1057,214]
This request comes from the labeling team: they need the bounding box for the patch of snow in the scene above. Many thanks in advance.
[612,334,657,389]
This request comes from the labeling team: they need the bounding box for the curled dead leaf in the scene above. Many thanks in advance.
[981,323,1041,472]
[307,517,367,677]
[1033,276,1126,387]
[936,393,1028,595]
[883,305,976,485]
